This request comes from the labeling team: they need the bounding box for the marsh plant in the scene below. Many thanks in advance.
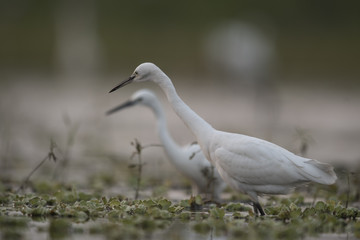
[53,114,80,182]
[129,138,144,200]
[129,138,162,200]
[17,140,59,193]
[0,187,359,240]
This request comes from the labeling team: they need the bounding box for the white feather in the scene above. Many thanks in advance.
[109,63,337,211]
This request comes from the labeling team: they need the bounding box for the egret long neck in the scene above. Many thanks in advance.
[150,99,184,161]
[156,73,215,146]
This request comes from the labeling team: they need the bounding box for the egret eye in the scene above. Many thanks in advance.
[134,71,138,76]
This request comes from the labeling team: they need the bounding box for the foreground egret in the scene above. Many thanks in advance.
[107,89,226,200]
[109,63,337,215]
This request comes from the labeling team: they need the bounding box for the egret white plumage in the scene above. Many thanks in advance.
[107,89,226,200]
[109,63,337,215]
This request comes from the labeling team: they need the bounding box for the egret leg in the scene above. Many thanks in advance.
[253,204,259,215]
[253,202,265,216]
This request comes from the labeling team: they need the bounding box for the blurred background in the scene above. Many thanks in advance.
[0,0,359,194]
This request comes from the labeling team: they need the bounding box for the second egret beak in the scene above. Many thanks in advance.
[106,98,142,116]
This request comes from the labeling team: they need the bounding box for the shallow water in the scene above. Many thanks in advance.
[16,219,358,240]
[1,192,358,240]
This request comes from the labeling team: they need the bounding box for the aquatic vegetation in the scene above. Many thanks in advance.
[128,139,163,200]
[17,140,59,193]
[0,185,359,240]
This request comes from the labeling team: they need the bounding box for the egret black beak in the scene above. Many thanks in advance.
[109,75,135,93]
[106,98,142,116]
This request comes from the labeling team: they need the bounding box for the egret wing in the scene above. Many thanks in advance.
[213,135,307,186]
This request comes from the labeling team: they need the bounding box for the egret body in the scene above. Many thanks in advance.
[107,89,226,200]
[109,63,337,215]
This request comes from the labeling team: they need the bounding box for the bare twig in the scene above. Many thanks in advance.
[346,171,350,208]
[17,140,58,193]
[130,139,142,200]
[53,114,79,181]
[129,139,161,200]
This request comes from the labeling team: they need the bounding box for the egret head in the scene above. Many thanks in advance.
[109,63,161,93]
[106,89,158,115]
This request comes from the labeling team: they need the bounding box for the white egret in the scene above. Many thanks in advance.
[107,89,226,200]
[109,63,337,215]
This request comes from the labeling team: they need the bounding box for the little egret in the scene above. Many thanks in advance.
[109,63,337,215]
[107,89,226,200]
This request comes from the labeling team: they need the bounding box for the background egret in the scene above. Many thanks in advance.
[109,63,337,215]
[107,89,226,200]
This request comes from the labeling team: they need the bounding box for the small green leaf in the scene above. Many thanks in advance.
[158,198,171,210]
[210,207,225,219]
[108,198,121,208]
[232,212,242,219]
[278,206,290,220]
[28,197,46,208]
[225,203,250,212]
[168,205,184,214]
[179,200,190,208]
[314,201,327,213]
[195,195,203,205]
[302,207,316,218]
[30,207,50,217]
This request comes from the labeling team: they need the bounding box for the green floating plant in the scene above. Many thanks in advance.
[179,195,203,211]
[0,188,359,240]
[209,207,225,220]
[225,202,251,212]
